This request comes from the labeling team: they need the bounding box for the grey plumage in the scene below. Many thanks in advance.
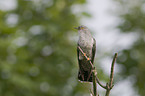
[76,25,96,82]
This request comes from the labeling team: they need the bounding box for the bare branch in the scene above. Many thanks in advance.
[96,76,107,89]
[105,53,118,96]
[109,53,117,87]
[92,68,97,96]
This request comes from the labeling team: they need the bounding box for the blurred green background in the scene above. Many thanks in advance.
[0,0,145,96]
[0,0,91,96]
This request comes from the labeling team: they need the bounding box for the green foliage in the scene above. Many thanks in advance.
[115,0,145,95]
[0,0,91,96]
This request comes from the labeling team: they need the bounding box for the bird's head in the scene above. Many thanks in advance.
[74,25,88,30]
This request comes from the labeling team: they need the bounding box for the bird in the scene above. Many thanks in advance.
[75,25,96,82]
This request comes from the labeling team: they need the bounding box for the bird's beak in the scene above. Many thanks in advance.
[74,27,78,30]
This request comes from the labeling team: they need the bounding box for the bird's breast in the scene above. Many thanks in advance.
[78,36,93,60]
[78,36,93,49]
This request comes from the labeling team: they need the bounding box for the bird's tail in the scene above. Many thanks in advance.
[78,70,93,82]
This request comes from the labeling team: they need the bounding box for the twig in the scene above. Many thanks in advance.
[92,68,97,96]
[105,53,118,96]
[96,75,107,89]
[77,46,94,68]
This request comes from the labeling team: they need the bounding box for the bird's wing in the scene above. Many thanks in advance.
[77,43,83,69]
[77,43,83,79]
[77,43,82,62]
[77,43,79,60]
[91,38,96,64]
